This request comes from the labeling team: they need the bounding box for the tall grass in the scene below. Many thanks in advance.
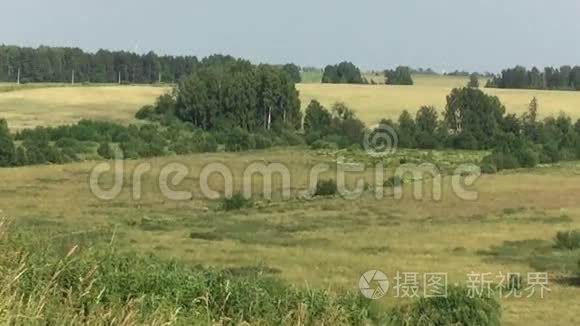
[0,214,377,325]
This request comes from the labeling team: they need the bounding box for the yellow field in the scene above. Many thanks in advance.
[1,76,580,130]
[1,149,580,325]
[0,85,169,129]
[298,75,580,126]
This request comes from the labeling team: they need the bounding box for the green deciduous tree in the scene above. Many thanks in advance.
[0,119,15,166]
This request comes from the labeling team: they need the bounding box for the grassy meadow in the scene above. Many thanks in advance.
[1,78,580,324]
[1,147,580,325]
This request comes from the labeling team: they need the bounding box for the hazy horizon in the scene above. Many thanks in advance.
[1,0,579,73]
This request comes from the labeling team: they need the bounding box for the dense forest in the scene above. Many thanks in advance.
[0,45,302,84]
[487,65,580,90]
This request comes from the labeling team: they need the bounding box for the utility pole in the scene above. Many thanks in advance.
[118,71,121,85]
[71,70,75,85]
[158,71,161,84]
[17,68,20,85]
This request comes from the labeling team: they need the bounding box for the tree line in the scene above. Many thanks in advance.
[487,65,580,90]
[0,45,303,84]
[302,87,580,173]
[3,87,580,173]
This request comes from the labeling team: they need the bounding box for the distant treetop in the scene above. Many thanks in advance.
[321,62,365,84]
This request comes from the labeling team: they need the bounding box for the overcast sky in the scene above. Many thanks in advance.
[1,0,579,72]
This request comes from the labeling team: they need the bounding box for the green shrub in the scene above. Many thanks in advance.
[194,132,218,153]
[315,179,338,197]
[386,286,501,326]
[310,140,339,150]
[221,192,252,211]
[384,176,404,188]
[97,142,115,159]
[251,133,273,150]
[554,230,580,250]
[480,162,498,174]
[54,137,79,148]
[135,105,157,120]
[515,147,539,168]
[280,130,305,146]
[225,127,255,152]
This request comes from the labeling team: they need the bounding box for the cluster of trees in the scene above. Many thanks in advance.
[378,88,580,172]
[139,57,303,132]
[384,66,414,85]
[303,101,366,149]
[487,65,580,90]
[321,62,365,84]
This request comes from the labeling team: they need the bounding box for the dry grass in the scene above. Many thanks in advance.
[0,85,170,130]
[2,76,580,130]
[298,75,580,126]
[1,149,580,325]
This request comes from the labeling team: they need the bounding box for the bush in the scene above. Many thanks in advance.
[387,286,501,326]
[280,130,305,146]
[515,147,539,168]
[554,230,580,250]
[97,142,115,159]
[480,163,498,174]
[310,140,339,150]
[384,176,404,188]
[251,133,273,150]
[194,132,218,153]
[225,128,254,152]
[315,179,338,197]
[135,105,157,120]
[482,152,520,171]
[221,192,252,211]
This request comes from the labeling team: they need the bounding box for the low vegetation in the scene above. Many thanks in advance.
[387,286,501,326]
[554,230,580,250]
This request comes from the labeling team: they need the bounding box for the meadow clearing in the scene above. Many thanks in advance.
[1,147,580,325]
[2,75,580,131]
[1,77,580,324]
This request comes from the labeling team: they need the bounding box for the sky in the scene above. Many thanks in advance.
[1,0,579,73]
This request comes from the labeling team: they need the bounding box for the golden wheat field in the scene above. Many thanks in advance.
[0,85,170,129]
[298,75,580,126]
[1,75,580,130]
